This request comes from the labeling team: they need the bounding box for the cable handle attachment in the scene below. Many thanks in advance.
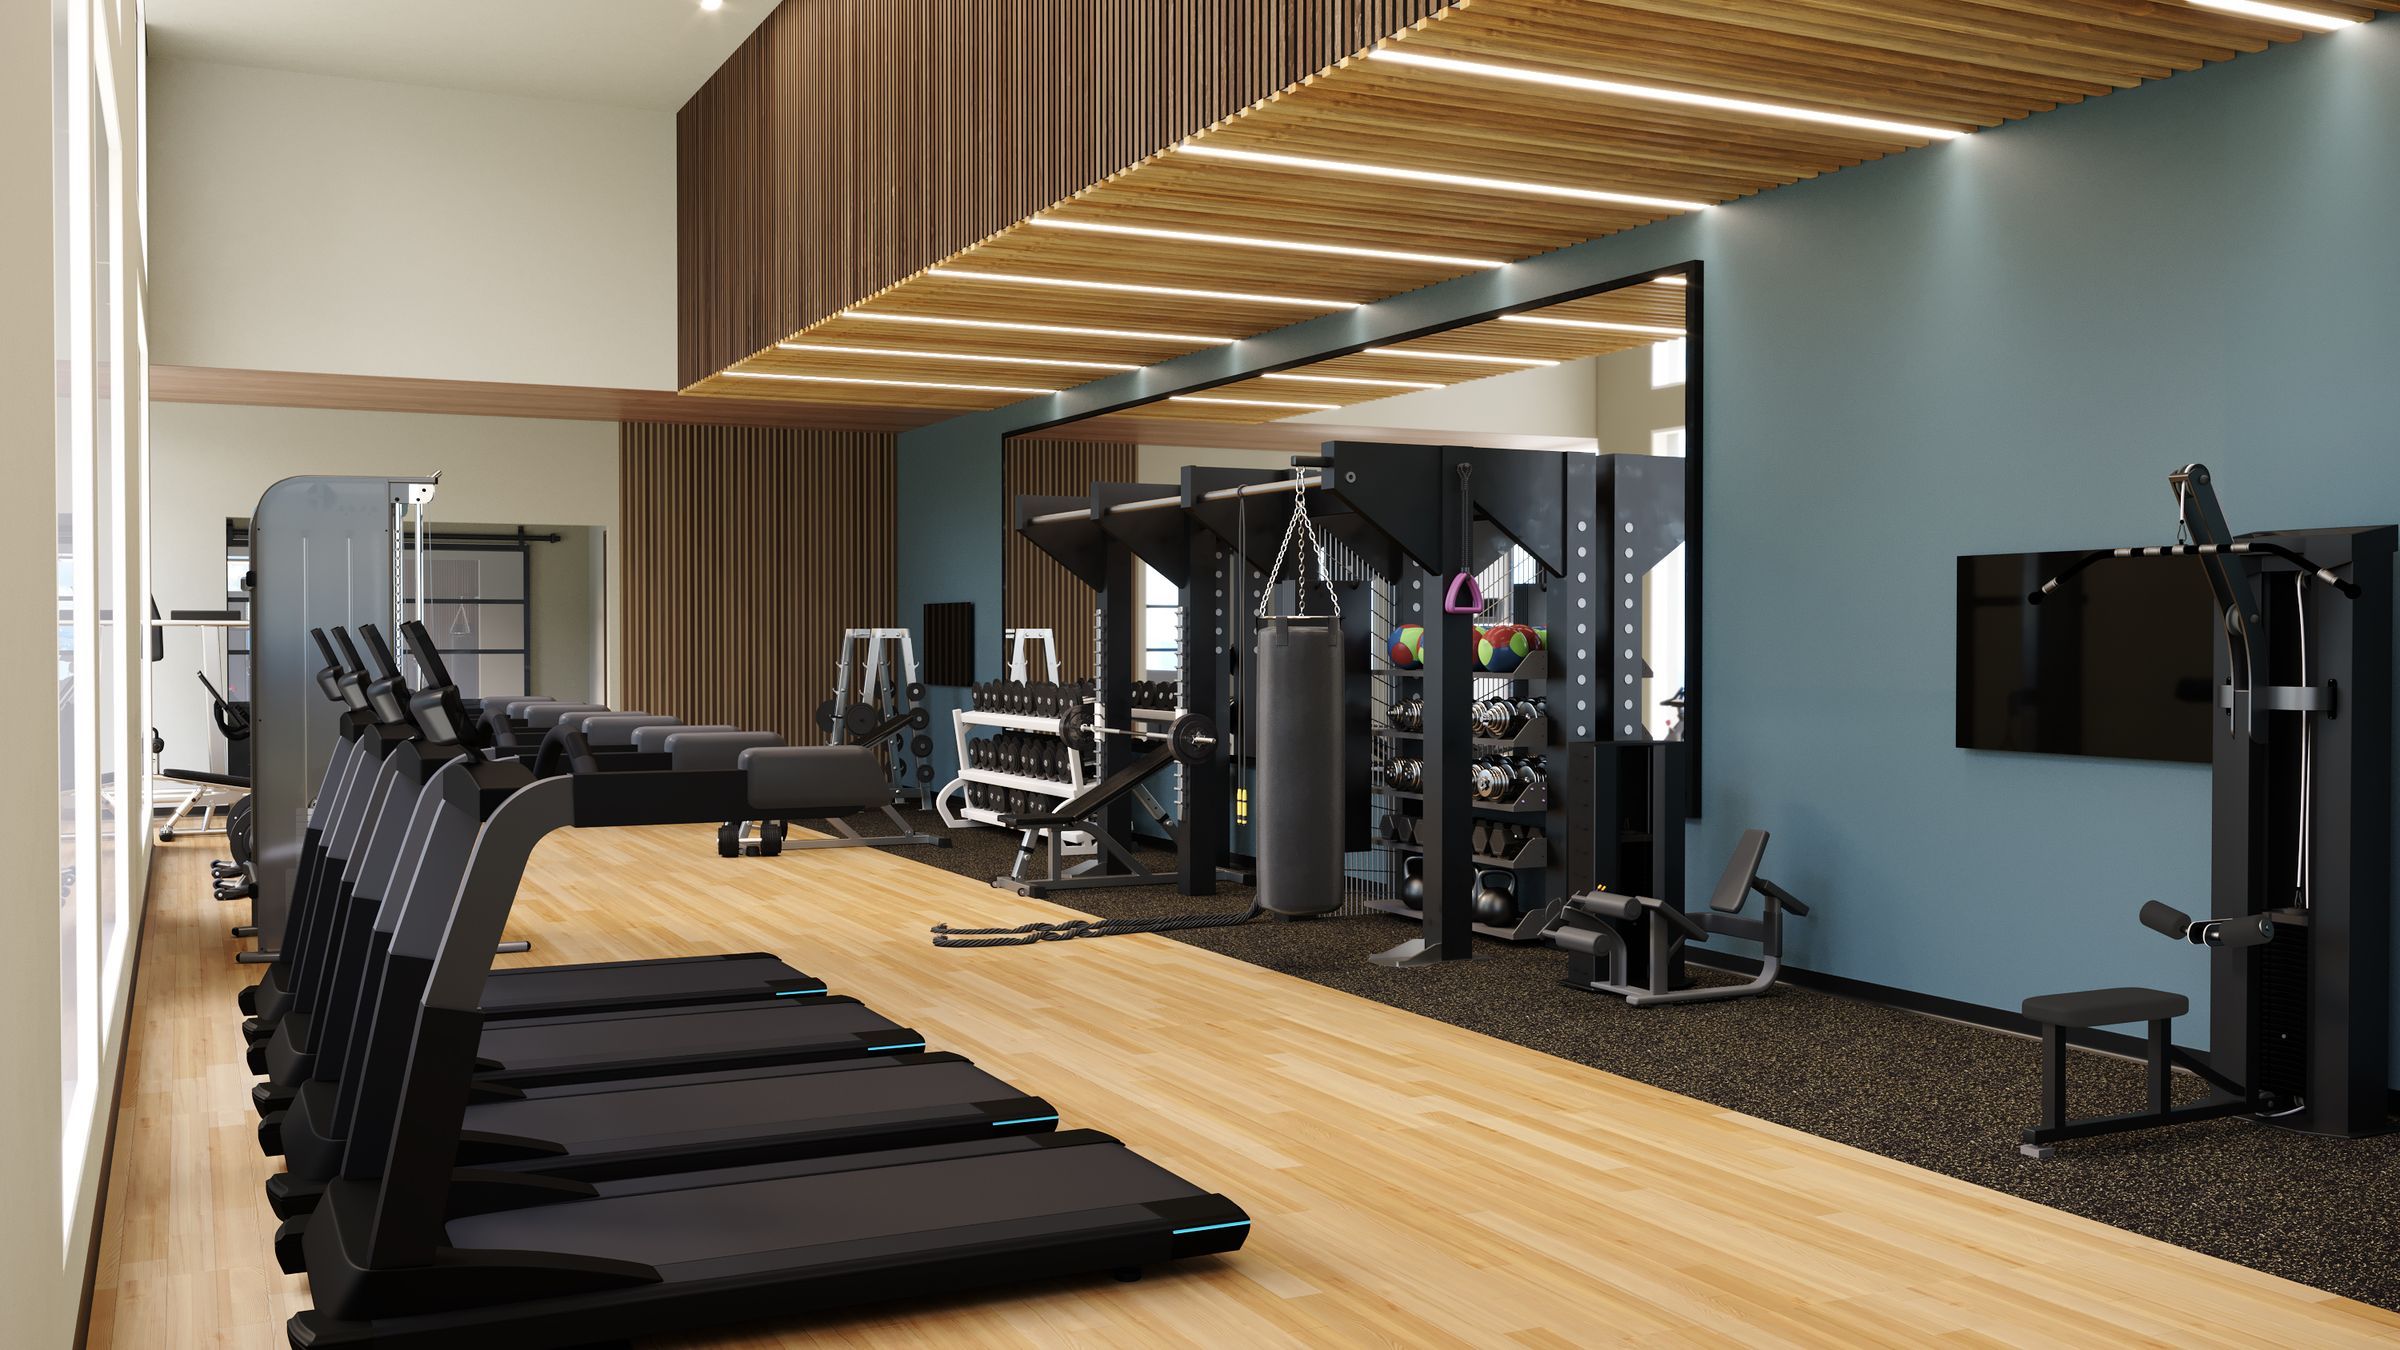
[1443,462,1484,614]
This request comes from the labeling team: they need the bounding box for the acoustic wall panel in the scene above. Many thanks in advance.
[1002,438,1136,682]
[676,0,1450,387]
[621,423,896,742]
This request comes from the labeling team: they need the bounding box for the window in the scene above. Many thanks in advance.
[1650,336,1687,389]
[1651,426,1686,458]
[1141,564,1181,674]
[403,540,533,698]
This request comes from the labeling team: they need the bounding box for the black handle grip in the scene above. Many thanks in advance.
[358,623,401,681]
[329,626,365,675]
[533,726,600,779]
[2209,914,2277,949]
[2139,900,2193,940]
[399,619,456,690]
[309,627,339,665]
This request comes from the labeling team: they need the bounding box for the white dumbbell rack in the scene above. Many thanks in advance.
[934,629,1091,849]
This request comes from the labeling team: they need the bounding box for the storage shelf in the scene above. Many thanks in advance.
[1378,836,1548,870]
[955,767,1084,796]
[1381,716,1548,752]
[1382,650,1551,683]
[959,710,1067,733]
[1356,894,1551,943]
[1380,785,1549,817]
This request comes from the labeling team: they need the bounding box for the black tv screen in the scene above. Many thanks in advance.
[1956,551,2216,764]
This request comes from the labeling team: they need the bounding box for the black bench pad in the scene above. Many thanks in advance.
[2022,986,2187,1028]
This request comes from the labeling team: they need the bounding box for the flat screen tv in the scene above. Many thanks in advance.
[1955,550,2216,764]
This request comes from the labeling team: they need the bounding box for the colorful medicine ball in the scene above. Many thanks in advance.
[1387,624,1426,669]
[1478,623,1538,673]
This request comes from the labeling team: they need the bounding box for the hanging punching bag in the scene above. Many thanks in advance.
[1254,614,1345,915]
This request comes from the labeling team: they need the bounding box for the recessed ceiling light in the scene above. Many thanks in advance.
[1024,218,1504,269]
[929,267,1355,310]
[1261,372,1443,390]
[1654,275,1689,287]
[1170,395,1342,411]
[698,0,723,11]
[725,371,1056,395]
[773,342,1138,371]
[1363,347,1558,368]
[840,310,1234,345]
[1500,315,1687,336]
[1372,48,1970,141]
[1178,144,1712,214]
[2184,0,2359,29]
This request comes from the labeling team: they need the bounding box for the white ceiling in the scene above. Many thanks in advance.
[144,0,776,110]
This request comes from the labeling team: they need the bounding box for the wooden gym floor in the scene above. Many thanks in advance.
[90,830,2400,1349]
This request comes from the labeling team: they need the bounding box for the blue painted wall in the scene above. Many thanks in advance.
[904,23,2400,1070]
[896,421,1005,788]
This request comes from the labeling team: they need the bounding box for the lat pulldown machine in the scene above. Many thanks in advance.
[2018,463,2391,1157]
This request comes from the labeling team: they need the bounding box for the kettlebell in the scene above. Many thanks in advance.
[1472,871,1516,926]
[1400,854,1425,910]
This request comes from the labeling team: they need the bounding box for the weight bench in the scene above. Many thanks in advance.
[2017,987,2253,1158]
[1542,828,1811,1006]
[723,745,948,857]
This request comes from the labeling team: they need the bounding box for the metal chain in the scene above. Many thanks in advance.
[1256,470,1341,619]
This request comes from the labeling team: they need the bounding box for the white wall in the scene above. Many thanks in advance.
[0,1,65,1338]
[1285,358,1601,439]
[1594,343,1687,455]
[149,401,620,761]
[148,57,675,388]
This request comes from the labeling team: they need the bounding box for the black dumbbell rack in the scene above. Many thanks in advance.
[1368,588,1562,942]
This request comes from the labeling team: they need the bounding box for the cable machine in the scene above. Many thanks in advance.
[2018,463,2391,1154]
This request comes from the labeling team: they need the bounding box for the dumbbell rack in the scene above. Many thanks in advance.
[1367,647,1559,941]
[935,707,1096,851]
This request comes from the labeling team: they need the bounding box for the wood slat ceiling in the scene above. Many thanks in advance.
[687,0,2384,419]
[1134,279,1689,424]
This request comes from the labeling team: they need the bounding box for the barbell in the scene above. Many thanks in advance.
[1056,701,1221,766]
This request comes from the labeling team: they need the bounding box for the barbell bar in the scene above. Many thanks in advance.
[1056,702,1221,767]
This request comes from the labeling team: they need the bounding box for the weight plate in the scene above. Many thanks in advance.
[906,681,927,702]
[1168,712,1220,766]
[843,702,881,738]
[916,761,936,784]
[813,699,836,733]
[909,705,932,730]
[910,732,934,757]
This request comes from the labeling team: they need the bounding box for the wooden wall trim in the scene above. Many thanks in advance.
[621,424,897,742]
[676,0,1451,388]
[1002,438,1138,681]
[151,365,951,433]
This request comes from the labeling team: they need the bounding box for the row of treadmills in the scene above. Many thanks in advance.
[240,621,1247,1348]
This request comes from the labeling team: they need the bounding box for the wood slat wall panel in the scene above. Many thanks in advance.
[621,423,896,741]
[677,0,1451,387]
[1002,438,1137,680]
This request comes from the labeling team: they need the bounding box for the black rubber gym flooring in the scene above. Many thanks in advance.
[897,814,2400,1312]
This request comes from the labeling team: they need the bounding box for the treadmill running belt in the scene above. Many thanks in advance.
[478,952,817,1016]
[464,1059,1031,1150]
[444,1141,1215,1270]
[475,998,916,1084]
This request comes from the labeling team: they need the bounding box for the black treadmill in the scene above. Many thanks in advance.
[289,722,1248,1349]
[247,627,821,1091]
[266,638,1060,1217]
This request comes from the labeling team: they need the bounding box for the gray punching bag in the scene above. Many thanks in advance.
[1253,615,1344,915]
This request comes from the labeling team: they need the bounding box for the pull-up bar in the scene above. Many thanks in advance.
[1027,474,1324,527]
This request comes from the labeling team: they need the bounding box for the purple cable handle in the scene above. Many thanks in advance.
[1442,571,1484,614]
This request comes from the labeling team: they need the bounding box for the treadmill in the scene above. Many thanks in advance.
[249,627,924,1102]
[266,680,1055,1220]
[247,628,819,1055]
[290,721,1248,1349]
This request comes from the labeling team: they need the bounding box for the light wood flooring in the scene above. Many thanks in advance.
[88,828,2400,1349]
